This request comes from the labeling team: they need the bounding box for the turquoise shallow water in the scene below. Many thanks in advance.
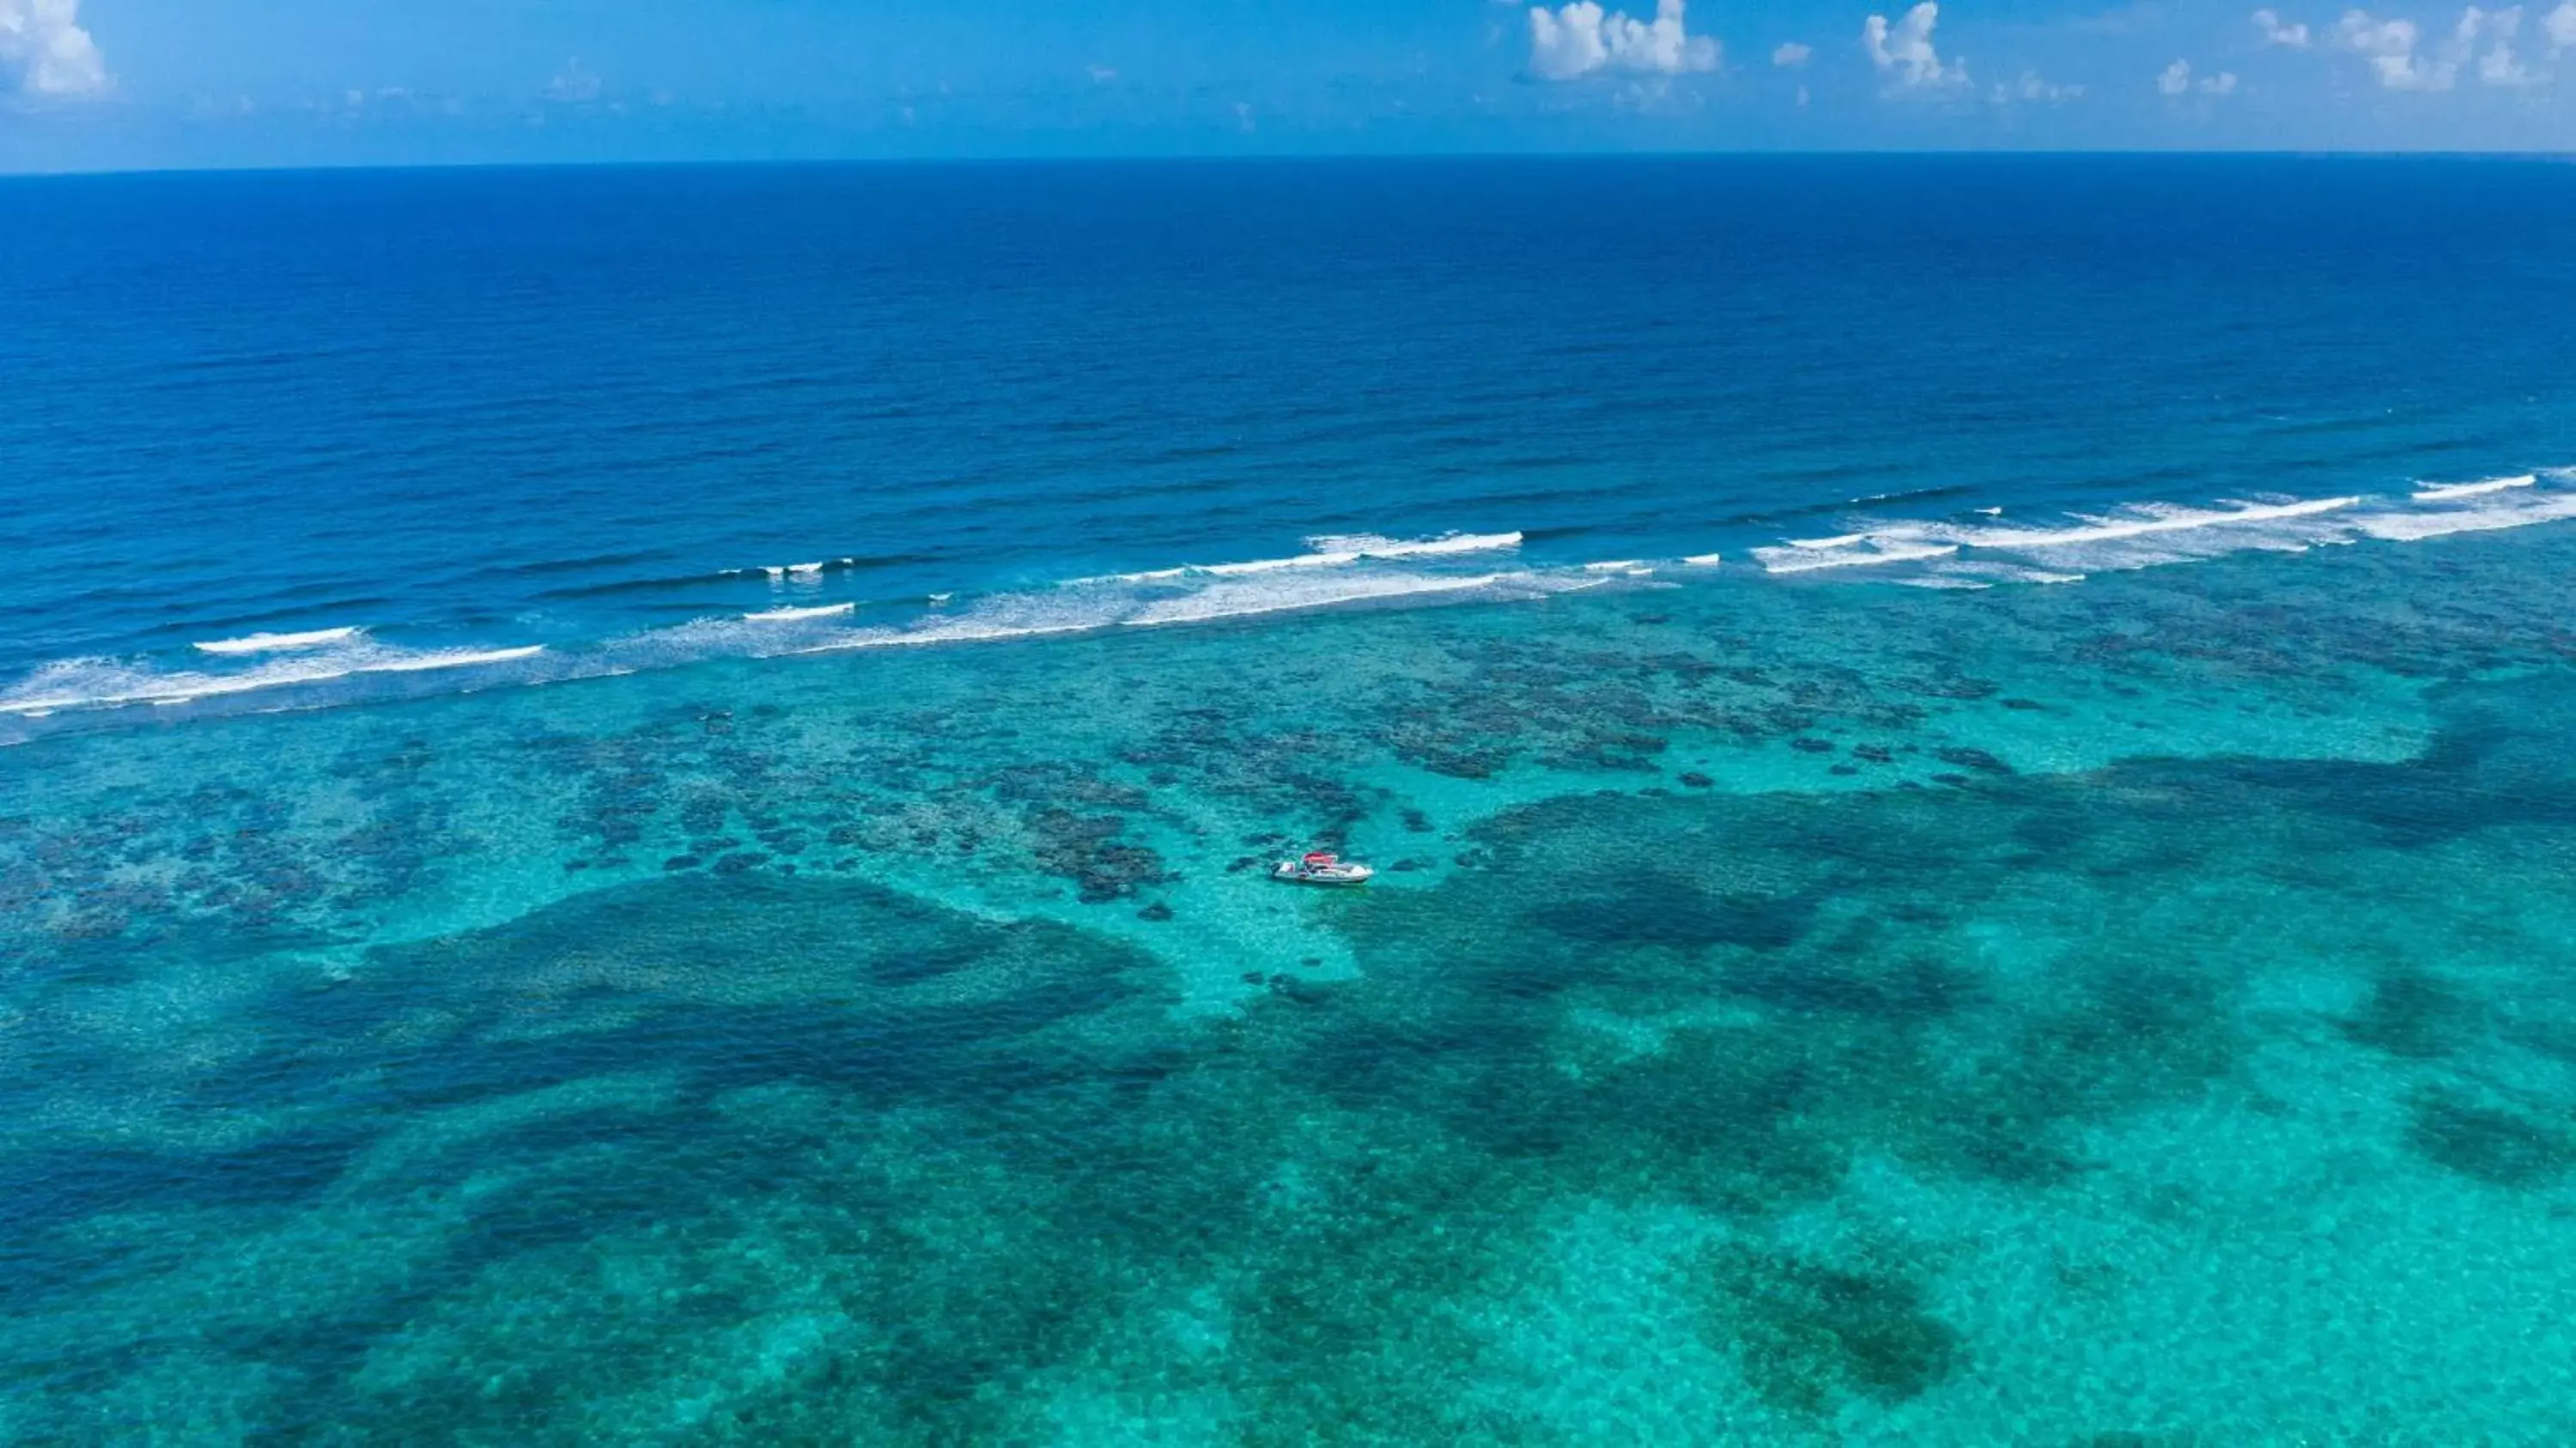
[9,520,2576,1444]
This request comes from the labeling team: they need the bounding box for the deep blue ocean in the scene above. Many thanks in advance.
[7,158,2576,1443]
[5,157,2573,729]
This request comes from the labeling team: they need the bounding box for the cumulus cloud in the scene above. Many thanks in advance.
[1527,0,1720,80]
[2251,8,2314,45]
[2336,6,2536,88]
[2336,10,2448,87]
[2159,58,2241,93]
[1772,41,1814,66]
[0,0,108,97]
[1086,64,1119,84]
[2460,5,2538,82]
[1863,3,1968,88]
[2547,0,2576,52]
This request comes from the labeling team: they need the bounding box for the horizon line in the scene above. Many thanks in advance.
[6,147,2574,182]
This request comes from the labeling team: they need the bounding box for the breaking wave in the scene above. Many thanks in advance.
[0,531,1596,734]
[3,642,548,717]
[2354,490,2576,542]
[1082,531,1522,585]
[192,626,366,655]
[2414,474,2536,502]
[11,475,2576,740]
[744,602,857,623]
[1751,471,2576,586]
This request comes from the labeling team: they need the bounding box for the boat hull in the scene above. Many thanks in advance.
[1270,864,1374,885]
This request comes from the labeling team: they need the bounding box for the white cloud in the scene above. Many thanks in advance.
[2547,0,2576,52]
[545,58,601,104]
[2336,10,2451,88]
[2336,6,2537,88]
[2460,6,2539,83]
[2159,58,2241,93]
[1086,64,1119,84]
[0,0,108,97]
[1772,41,1813,66]
[1863,3,1968,88]
[1994,70,2082,102]
[2251,8,2314,45]
[1527,0,1720,82]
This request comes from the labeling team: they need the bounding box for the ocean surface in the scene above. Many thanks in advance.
[5,155,2576,1443]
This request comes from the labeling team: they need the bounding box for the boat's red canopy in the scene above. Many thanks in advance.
[1302,851,1337,866]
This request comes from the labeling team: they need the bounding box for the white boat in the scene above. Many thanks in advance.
[1271,850,1374,885]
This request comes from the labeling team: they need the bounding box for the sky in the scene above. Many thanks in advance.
[2,0,2572,170]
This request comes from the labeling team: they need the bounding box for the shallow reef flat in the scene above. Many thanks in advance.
[7,529,2576,1444]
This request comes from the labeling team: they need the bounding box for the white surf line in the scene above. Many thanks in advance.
[193,626,363,654]
[1077,531,1524,587]
[347,644,547,673]
[1120,571,1510,628]
[2414,474,2536,502]
[1,644,550,715]
[786,622,1099,655]
[1939,495,2362,551]
[744,602,856,623]
[2358,491,2576,542]
[1753,540,1961,575]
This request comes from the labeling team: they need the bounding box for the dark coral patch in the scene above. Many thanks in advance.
[2405,1090,2576,1189]
[2339,971,2481,1061]
[1697,1244,1964,1417]
[1525,872,1816,952]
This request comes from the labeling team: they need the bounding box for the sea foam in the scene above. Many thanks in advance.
[1753,477,2576,586]
[1,641,547,715]
[20,475,2576,733]
[193,626,365,655]
[744,602,857,623]
[1121,570,1510,628]
[2356,490,2576,542]
[1752,538,1961,575]
[1085,531,1522,585]
[2414,474,2537,502]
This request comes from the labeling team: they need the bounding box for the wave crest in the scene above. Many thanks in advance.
[3,641,547,716]
[1754,471,2576,583]
[192,626,365,655]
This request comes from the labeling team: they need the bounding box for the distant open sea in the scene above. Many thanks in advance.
[6,157,2576,1443]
